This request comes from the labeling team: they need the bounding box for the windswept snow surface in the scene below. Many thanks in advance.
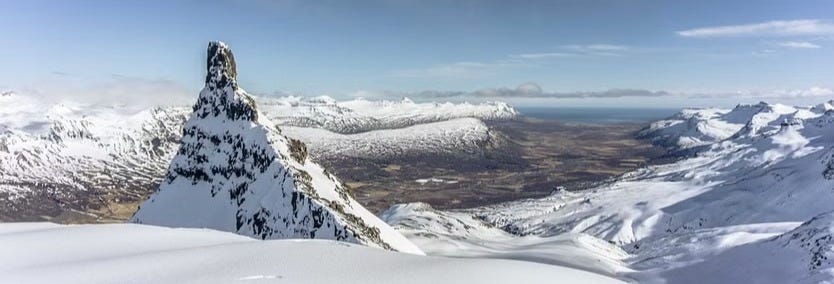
[387,100,834,283]
[661,212,834,283]
[382,203,634,280]
[0,223,624,284]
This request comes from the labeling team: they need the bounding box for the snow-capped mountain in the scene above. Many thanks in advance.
[638,101,828,151]
[259,95,517,134]
[130,41,422,254]
[282,117,509,163]
[0,91,189,221]
[386,100,834,283]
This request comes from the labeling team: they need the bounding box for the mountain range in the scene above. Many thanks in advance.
[3,41,834,283]
[0,78,515,223]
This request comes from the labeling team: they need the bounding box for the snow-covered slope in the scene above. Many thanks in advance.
[130,41,421,254]
[0,91,189,221]
[386,99,834,283]
[259,95,517,134]
[382,202,634,280]
[0,222,625,284]
[659,212,834,283]
[282,117,507,161]
[638,101,821,151]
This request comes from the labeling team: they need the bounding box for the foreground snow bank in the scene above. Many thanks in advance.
[0,223,624,284]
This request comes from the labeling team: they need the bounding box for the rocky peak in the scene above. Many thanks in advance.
[205,41,237,90]
[193,41,256,122]
[130,41,423,254]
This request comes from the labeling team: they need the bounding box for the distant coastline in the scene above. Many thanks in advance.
[516,107,680,124]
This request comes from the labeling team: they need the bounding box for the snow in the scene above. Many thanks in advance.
[414,178,459,184]
[0,223,624,284]
[638,101,815,150]
[658,213,834,284]
[282,117,498,161]
[0,104,189,198]
[258,95,517,134]
[382,203,634,280]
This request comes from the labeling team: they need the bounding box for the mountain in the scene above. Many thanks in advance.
[129,41,422,254]
[0,222,624,284]
[0,90,189,221]
[282,117,509,162]
[386,100,834,283]
[638,101,826,151]
[258,95,517,134]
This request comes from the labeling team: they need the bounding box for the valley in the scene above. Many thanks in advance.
[322,118,666,213]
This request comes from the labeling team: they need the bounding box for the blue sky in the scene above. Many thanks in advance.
[1,0,833,107]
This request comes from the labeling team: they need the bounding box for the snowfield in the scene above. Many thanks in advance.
[0,223,624,284]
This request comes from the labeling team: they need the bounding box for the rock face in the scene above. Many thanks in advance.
[130,41,423,254]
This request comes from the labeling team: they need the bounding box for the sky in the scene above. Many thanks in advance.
[1,0,833,107]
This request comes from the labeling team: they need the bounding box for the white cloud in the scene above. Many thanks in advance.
[15,75,195,109]
[776,41,822,49]
[352,83,674,99]
[349,84,834,102]
[678,19,834,38]
[388,61,497,78]
[515,82,543,95]
[563,44,629,51]
[736,87,834,98]
[392,44,632,79]
[507,43,631,61]
[751,49,776,57]
[511,52,574,59]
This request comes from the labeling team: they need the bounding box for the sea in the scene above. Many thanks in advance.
[516,107,681,124]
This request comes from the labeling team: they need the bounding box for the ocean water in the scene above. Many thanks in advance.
[516,107,681,124]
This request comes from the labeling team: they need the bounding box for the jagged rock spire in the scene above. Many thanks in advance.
[193,41,257,122]
[130,41,423,255]
[205,41,237,90]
